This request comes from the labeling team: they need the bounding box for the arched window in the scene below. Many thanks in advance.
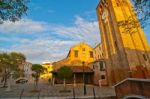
[90,51,93,58]
[101,75,105,79]
[143,54,147,61]
[74,50,78,57]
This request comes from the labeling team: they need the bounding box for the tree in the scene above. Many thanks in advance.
[0,68,2,73]
[31,64,45,91]
[12,69,24,79]
[0,52,26,87]
[0,0,29,23]
[117,0,150,35]
[132,0,150,27]
[57,66,73,89]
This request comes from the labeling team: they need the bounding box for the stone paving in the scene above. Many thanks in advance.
[0,83,116,99]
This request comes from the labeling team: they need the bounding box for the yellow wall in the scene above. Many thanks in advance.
[53,42,94,68]
[40,63,53,80]
[112,0,149,51]
[96,0,150,85]
[67,42,94,64]
[94,43,104,61]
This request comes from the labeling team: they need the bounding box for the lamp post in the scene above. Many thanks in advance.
[82,61,86,95]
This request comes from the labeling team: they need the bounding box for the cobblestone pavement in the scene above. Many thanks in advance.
[0,83,116,99]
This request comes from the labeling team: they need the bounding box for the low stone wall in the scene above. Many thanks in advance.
[114,78,150,99]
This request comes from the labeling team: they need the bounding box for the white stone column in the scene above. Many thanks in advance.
[5,73,12,92]
[52,76,55,86]
[74,74,76,87]
[99,80,102,87]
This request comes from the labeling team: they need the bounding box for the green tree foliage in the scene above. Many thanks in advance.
[118,0,150,34]
[13,69,24,79]
[0,68,2,73]
[0,52,26,87]
[0,0,29,23]
[31,64,46,91]
[57,66,73,79]
[132,0,150,27]
[57,66,73,88]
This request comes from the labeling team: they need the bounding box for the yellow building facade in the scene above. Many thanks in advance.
[97,0,150,85]
[40,62,53,80]
[88,43,107,86]
[94,43,104,61]
[67,42,94,64]
[52,42,94,84]
[53,42,94,69]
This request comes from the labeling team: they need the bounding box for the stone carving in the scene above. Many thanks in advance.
[102,7,108,23]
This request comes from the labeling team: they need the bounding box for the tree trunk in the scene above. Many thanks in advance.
[63,78,66,90]
[34,80,36,90]
[35,81,37,90]
[35,77,39,91]
[3,69,8,87]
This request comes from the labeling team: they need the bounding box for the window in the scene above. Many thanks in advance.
[114,41,117,48]
[74,50,78,57]
[99,47,101,51]
[116,0,120,6]
[93,65,95,69]
[101,75,105,79]
[143,54,147,61]
[90,51,93,58]
[116,3,119,6]
[82,48,85,51]
[102,53,104,57]
[99,61,105,71]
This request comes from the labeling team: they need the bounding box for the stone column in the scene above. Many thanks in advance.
[74,74,76,87]
[5,73,12,92]
[52,76,55,86]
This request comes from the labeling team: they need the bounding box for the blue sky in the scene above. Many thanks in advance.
[0,0,149,63]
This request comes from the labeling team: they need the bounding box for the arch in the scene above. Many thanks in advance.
[123,95,146,99]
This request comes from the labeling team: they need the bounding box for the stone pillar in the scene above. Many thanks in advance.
[74,74,76,87]
[5,73,12,92]
[52,76,55,86]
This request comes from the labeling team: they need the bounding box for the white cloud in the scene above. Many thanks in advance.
[0,16,101,63]
[51,16,101,46]
[0,19,48,33]
[2,16,149,63]
[0,39,78,63]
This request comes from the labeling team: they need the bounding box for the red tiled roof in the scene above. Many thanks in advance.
[52,66,94,73]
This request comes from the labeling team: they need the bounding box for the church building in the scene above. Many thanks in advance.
[97,0,150,85]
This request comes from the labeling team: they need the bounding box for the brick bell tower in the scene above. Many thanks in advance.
[96,0,150,85]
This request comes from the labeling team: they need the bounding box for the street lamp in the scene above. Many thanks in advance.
[82,61,86,95]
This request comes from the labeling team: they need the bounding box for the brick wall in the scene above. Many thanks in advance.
[114,78,150,99]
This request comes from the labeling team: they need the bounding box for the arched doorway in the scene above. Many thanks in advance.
[124,95,146,99]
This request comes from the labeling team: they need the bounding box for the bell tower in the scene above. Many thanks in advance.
[97,0,150,85]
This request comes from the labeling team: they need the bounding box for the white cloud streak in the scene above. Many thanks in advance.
[51,16,101,45]
[0,19,48,33]
[0,39,78,63]
[0,16,101,63]
[1,16,149,63]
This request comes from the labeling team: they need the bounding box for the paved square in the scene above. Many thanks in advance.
[0,83,116,99]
